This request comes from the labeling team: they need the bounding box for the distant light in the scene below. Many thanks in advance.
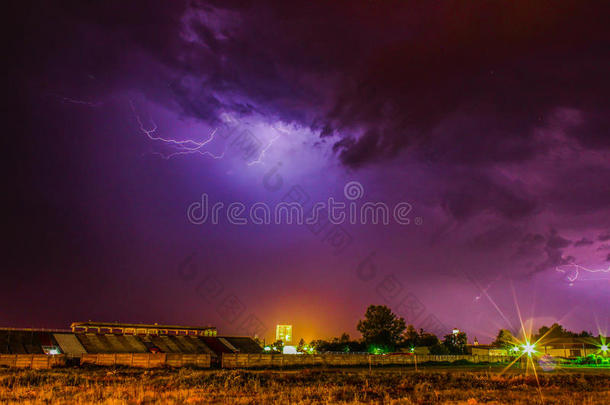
[48,349,60,355]
[370,345,385,355]
[512,346,520,353]
[283,345,297,354]
[601,345,608,352]
[263,346,271,351]
[452,328,460,335]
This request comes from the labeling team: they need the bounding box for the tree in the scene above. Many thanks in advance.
[332,333,352,352]
[535,323,569,340]
[418,332,440,347]
[310,339,326,352]
[310,335,365,353]
[357,305,406,350]
[492,329,516,348]
[429,343,450,355]
[297,338,306,353]
[535,325,551,340]
[401,324,419,348]
[534,323,593,341]
[269,340,284,353]
[442,331,468,354]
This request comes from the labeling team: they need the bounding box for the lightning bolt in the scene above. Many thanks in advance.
[555,263,610,284]
[247,132,281,166]
[129,100,225,160]
[50,93,103,107]
[245,122,288,166]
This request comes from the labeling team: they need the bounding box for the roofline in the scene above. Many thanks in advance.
[70,321,216,330]
[217,335,261,340]
[0,327,72,333]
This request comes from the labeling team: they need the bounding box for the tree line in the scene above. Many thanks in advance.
[266,305,600,355]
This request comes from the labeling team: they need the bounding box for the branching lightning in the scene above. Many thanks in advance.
[129,100,226,160]
[555,263,610,284]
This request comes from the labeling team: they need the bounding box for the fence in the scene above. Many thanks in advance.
[0,354,67,369]
[80,353,211,368]
[221,353,514,368]
[0,353,513,370]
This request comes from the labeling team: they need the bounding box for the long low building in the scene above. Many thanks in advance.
[0,321,262,361]
[469,337,605,359]
[537,338,602,358]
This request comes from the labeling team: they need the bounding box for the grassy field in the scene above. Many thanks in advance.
[0,365,608,404]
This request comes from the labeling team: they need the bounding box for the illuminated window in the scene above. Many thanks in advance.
[275,325,293,343]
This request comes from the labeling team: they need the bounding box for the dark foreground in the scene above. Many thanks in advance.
[0,365,608,404]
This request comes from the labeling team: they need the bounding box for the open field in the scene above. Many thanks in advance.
[0,365,608,404]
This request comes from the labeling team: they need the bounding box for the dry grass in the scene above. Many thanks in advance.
[0,366,608,404]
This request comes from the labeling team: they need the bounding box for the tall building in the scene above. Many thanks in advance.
[275,324,292,343]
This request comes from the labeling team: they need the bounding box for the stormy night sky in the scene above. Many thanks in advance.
[4,1,610,343]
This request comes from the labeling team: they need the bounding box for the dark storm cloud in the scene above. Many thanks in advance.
[514,233,546,259]
[10,1,609,237]
[543,165,610,215]
[531,229,573,275]
[510,229,573,275]
[314,2,610,167]
[24,1,608,158]
[546,229,572,250]
[574,238,594,247]
[467,224,523,251]
[20,1,609,164]
[163,0,610,229]
[439,171,538,221]
[598,233,610,242]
